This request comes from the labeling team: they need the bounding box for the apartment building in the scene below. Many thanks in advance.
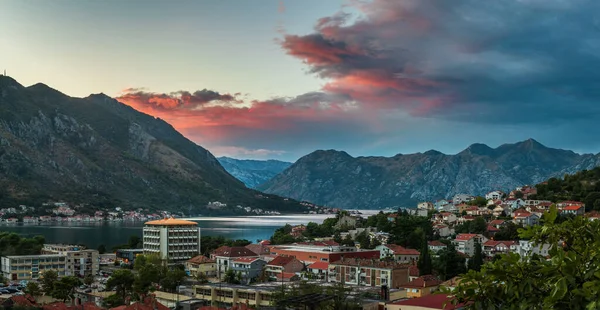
[42,244,99,277]
[1,254,66,281]
[230,257,266,284]
[194,283,278,308]
[264,256,304,280]
[210,246,259,277]
[329,258,411,289]
[452,234,488,256]
[143,217,201,262]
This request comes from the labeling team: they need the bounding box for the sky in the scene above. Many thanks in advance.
[2,0,600,161]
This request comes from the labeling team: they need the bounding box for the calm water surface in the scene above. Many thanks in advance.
[0,212,379,249]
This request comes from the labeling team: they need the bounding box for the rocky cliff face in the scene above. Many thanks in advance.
[258,140,600,209]
[217,157,292,188]
[0,76,305,214]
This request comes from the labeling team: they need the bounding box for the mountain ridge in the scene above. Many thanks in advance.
[0,75,306,215]
[258,139,600,209]
[217,157,292,189]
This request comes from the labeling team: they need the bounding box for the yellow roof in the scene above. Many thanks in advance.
[144,217,198,226]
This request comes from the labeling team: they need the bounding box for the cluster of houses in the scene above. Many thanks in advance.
[0,202,168,224]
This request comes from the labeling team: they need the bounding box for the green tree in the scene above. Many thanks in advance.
[106,269,135,301]
[467,240,483,272]
[97,244,107,254]
[470,217,487,235]
[103,294,125,308]
[195,272,208,284]
[355,231,371,249]
[84,274,94,286]
[24,282,41,297]
[453,207,600,309]
[224,269,240,284]
[493,222,522,240]
[51,276,81,302]
[418,238,433,275]
[161,267,187,292]
[433,243,466,281]
[468,196,488,207]
[40,270,58,294]
[341,234,355,247]
[128,235,142,248]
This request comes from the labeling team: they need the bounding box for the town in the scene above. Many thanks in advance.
[1,182,597,310]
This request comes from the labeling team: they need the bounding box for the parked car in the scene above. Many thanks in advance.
[0,289,10,294]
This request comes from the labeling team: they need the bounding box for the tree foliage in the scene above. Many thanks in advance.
[493,222,522,241]
[270,224,298,245]
[454,217,487,235]
[418,237,433,275]
[453,207,600,309]
[51,276,81,302]
[0,232,45,256]
[200,236,251,255]
[106,269,135,301]
[24,282,41,297]
[533,167,600,211]
[467,241,483,272]
[433,243,466,281]
[40,270,58,294]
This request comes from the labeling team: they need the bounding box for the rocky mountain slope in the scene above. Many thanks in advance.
[0,76,305,215]
[258,140,600,209]
[217,157,292,188]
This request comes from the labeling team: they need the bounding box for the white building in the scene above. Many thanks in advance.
[453,234,488,257]
[516,240,551,258]
[452,194,473,205]
[417,202,434,211]
[41,244,99,277]
[1,254,66,281]
[143,217,201,262]
[485,191,504,201]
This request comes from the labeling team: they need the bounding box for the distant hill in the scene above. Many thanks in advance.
[533,167,600,211]
[0,76,307,215]
[217,157,292,188]
[258,140,600,209]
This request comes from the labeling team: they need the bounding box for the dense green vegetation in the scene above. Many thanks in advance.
[0,232,45,256]
[453,207,600,309]
[38,270,82,302]
[271,282,362,309]
[105,254,187,307]
[533,167,600,211]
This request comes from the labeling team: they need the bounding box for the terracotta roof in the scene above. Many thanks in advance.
[483,240,515,247]
[307,261,329,270]
[462,215,475,220]
[295,240,339,247]
[259,240,271,245]
[408,265,420,277]
[144,217,197,226]
[563,205,583,211]
[486,225,500,232]
[245,243,270,255]
[455,234,480,241]
[276,272,298,280]
[488,220,505,226]
[392,294,465,309]
[514,211,532,217]
[43,303,71,310]
[384,244,420,255]
[267,255,297,267]
[234,257,261,263]
[187,255,215,264]
[427,240,446,247]
[5,295,37,307]
[402,275,442,288]
[211,246,258,257]
[118,296,170,310]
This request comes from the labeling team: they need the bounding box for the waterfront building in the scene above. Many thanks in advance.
[329,258,411,289]
[143,217,201,262]
[41,244,99,277]
[1,254,66,281]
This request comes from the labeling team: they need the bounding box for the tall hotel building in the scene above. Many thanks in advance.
[143,217,200,262]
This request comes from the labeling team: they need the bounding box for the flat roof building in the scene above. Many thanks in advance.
[1,254,66,281]
[143,217,200,262]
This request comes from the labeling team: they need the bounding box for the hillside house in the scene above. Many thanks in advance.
[376,244,420,262]
[513,210,540,226]
[453,234,488,256]
[485,191,504,201]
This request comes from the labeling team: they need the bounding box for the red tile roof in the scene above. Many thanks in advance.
[488,220,505,226]
[455,234,479,241]
[486,225,500,232]
[427,240,446,247]
[187,255,215,264]
[234,257,261,263]
[331,258,411,269]
[563,205,583,211]
[307,261,329,270]
[6,295,37,307]
[514,211,532,217]
[245,243,270,255]
[391,294,465,309]
[43,303,70,310]
[276,272,298,280]
[295,240,339,247]
[384,244,420,255]
[408,265,420,277]
[267,255,296,267]
[483,240,515,247]
[212,246,258,257]
[402,275,442,288]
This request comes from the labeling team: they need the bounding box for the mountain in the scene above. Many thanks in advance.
[258,140,600,209]
[217,157,292,188]
[0,76,306,215]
